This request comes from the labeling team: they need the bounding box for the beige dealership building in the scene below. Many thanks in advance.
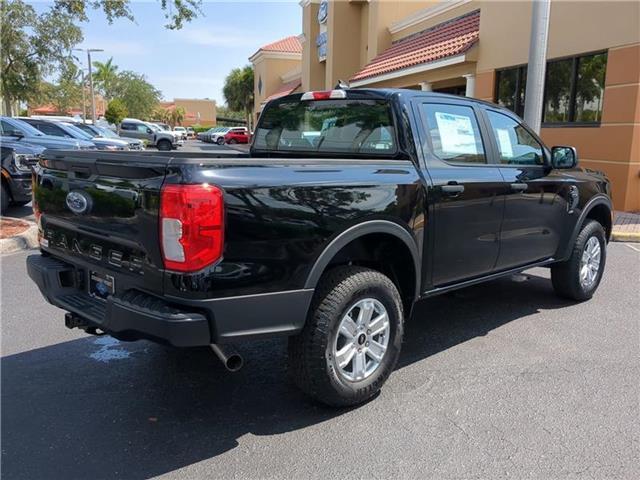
[159,98,217,127]
[252,0,640,211]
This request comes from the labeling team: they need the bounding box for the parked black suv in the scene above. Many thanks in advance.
[27,89,612,406]
[1,137,44,215]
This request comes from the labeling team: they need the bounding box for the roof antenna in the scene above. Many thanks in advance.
[334,80,349,90]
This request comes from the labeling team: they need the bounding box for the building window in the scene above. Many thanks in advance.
[495,66,527,117]
[495,52,607,126]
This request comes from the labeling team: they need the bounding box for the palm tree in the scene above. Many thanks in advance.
[223,66,254,130]
[170,106,186,126]
[92,57,119,100]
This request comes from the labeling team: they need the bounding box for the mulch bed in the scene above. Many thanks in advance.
[0,217,31,239]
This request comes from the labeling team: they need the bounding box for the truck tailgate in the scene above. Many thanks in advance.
[34,151,172,295]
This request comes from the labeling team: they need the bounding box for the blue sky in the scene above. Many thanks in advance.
[32,1,302,105]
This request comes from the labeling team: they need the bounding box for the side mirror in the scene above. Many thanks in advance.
[147,128,153,134]
[551,146,578,169]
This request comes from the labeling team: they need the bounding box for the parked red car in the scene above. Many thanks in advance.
[223,128,250,144]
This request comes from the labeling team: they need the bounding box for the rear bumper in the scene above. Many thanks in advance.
[27,254,313,347]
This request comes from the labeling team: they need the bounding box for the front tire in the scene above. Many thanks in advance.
[288,266,404,407]
[551,220,607,301]
[216,137,225,145]
[157,139,172,151]
[1,182,9,215]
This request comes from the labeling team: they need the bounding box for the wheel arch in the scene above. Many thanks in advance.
[560,195,613,260]
[304,220,421,314]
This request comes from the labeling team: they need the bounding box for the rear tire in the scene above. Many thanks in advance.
[157,139,172,151]
[551,220,606,301]
[288,266,404,407]
[228,138,237,144]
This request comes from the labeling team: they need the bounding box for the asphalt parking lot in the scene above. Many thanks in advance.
[1,242,638,480]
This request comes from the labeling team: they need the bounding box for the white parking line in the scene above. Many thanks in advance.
[625,243,640,253]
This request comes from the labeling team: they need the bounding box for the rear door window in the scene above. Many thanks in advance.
[421,104,486,164]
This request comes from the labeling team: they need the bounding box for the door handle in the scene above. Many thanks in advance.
[441,183,465,196]
[510,183,528,192]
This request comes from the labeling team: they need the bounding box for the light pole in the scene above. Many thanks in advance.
[523,0,551,133]
[75,48,104,123]
[79,68,87,123]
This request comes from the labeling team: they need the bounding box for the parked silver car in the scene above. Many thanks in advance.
[0,116,95,150]
[73,123,145,150]
[19,118,129,151]
[119,119,182,151]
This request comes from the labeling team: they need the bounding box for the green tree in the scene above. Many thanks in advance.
[104,98,128,126]
[152,106,171,124]
[92,57,119,100]
[112,71,161,120]
[53,0,202,30]
[170,106,186,126]
[216,105,245,120]
[0,0,82,115]
[223,66,254,129]
[49,60,83,114]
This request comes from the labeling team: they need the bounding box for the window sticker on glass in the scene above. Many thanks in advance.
[434,112,478,155]
[495,128,514,158]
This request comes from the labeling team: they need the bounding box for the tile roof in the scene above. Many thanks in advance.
[262,80,302,104]
[259,35,303,54]
[350,10,480,82]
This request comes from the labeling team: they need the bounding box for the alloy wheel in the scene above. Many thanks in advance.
[332,298,390,382]
[580,236,601,289]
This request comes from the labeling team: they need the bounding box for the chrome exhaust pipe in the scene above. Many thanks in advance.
[210,344,243,372]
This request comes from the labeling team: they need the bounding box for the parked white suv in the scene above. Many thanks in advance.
[173,126,187,140]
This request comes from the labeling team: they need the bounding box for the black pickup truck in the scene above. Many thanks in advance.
[27,89,612,406]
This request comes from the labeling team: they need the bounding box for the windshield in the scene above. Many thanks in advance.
[148,123,161,132]
[4,118,44,136]
[62,123,94,140]
[253,99,396,155]
[73,123,99,137]
[96,127,119,138]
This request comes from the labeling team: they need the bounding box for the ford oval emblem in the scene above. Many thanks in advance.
[66,190,92,215]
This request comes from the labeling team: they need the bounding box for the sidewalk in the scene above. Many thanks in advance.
[612,211,640,243]
[0,217,38,254]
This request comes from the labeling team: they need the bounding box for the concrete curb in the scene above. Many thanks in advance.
[0,224,39,254]
[611,231,640,243]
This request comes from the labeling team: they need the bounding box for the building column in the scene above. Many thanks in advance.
[419,82,432,91]
[463,74,476,98]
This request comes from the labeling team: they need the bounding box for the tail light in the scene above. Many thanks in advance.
[160,184,224,272]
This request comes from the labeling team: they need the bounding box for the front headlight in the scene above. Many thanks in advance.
[13,153,35,172]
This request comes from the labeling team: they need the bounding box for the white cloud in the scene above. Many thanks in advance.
[178,27,266,48]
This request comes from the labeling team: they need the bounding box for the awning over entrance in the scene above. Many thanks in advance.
[262,80,302,104]
[350,10,480,84]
